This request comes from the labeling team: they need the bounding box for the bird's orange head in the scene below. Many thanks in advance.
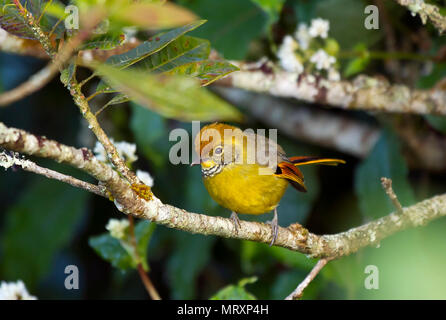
[193,123,245,174]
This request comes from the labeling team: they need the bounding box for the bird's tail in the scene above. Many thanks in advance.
[274,156,345,193]
[288,156,346,166]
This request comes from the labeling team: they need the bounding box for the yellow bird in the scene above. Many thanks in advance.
[192,123,345,245]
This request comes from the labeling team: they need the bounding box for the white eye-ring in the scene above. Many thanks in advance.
[214,146,223,155]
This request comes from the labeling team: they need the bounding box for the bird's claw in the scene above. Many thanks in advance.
[230,212,241,233]
[266,209,279,246]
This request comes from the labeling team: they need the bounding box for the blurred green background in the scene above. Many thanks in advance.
[1,0,446,299]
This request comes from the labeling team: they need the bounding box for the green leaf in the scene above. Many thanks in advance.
[135,220,156,271]
[179,0,268,59]
[343,43,371,77]
[89,233,134,271]
[60,61,76,86]
[1,178,89,288]
[133,35,210,74]
[95,64,242,122]
[101,93,130,109]
[210,277,257,300]
[96,34,211,94]
[355,129,416,219]
[165,59,239,86]
[167,233,215,299]
[104,20,207,69]
[80,33,126,50]
[0,0,65,39]
[0,0,38,39]
[88,220,155,271]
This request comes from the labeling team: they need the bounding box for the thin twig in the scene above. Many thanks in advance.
[0,150,107,197]
[381,177,404,214]
[285,258,333,300]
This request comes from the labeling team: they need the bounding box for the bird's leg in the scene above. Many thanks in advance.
[266,208,279,246]
[230,211,241,233]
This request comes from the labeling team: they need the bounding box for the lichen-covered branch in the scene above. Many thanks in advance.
[217,61,446,116]
[395,0,446,34]
[1,121,445,259]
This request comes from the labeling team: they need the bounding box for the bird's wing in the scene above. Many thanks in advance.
[275,161,307,192]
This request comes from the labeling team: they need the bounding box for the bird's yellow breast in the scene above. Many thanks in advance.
[203,163,288,215]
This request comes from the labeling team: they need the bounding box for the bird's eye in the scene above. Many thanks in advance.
[214,146,223,155]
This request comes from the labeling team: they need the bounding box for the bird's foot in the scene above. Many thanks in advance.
[266,209,279,246]
[230,211,241,233]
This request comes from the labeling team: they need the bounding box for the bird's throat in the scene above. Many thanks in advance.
[201,164,223,178]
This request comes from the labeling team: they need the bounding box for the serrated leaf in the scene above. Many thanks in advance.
[80,33,126,50]
[0,178,89,288]
[133,35,210,73]
[210,277,257,300]
[0,1,36,39]
[89,220,155,271]
[104,20,206,69]
[355,129,416,219]
[0,0,65,39]
[95,64,242,121]
[165,59,239,86]
[96,34,210,94]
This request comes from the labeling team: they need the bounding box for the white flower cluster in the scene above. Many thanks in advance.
[0,280,37,300]
[94,139,138,164]
[277,35,303,73]
[106,218,129,240]
[310,49,336,70]
[277,18,340,81]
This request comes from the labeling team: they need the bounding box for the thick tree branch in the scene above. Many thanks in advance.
[217,61,446,116]
[1,122,446,259]
[395,0,446,34]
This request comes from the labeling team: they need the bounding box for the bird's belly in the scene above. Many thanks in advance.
[203,164,288,215]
